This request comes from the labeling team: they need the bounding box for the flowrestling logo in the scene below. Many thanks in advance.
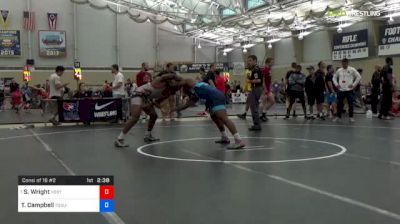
[327,9,380,17]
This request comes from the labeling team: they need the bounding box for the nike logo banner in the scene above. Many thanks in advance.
[58,99,122,122]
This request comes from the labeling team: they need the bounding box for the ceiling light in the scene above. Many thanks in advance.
[267,38,281,43]
[223,51,227,56]
[198,42,202,49]
[223,48,234,52]
[298,34,303,40]
[146,18,150,23]
[174,25,178,30]
[243,43,255,48]
[389,16,395,24]
[337,27,343,33]
[243,48,247,53]
[268,43,272,49]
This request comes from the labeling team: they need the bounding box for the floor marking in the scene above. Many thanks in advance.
[226,147,274,152]
[29,129,126,224]
[180,149,400,222]
[137,137,347,164]
[1,121,400,142]
[344,153,400,166]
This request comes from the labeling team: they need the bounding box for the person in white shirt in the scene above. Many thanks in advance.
[48,66,68,125]
[333,58,361,122]
[111,64,127,121]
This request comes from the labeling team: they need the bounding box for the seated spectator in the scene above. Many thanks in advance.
[391,93,400,117]
[102,80,113,98]
[74,83,92,98]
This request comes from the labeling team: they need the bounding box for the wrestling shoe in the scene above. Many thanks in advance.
[215,136,230,144]
[227,140,246,150]
[114,139,129,148]
[144,135,160,143]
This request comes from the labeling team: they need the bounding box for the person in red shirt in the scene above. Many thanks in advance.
[11,84,22,113]
[215,70,225,94]
[260,57,275,122]
[136,62,152,87]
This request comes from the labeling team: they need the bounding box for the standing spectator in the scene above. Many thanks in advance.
[354,68,363,108]
[111,64,127,121]
[325,65,338,118]
[237,69,252,119]
[136,62,152,87]
[314,61,327,119]
[215,70,226,94]
[9,79,19,93]
[370,65,382,116]
[246,55,263,131]
[203,63,216,87]
[125,79,133,97]
[379,57,395,120]
[285,65,307,119]
[286,62,298,117]
[11,83,23,113]
[21,82,33,111]
[305,66,317,119]
[333,58,361,122]
[260,57,275,122]
[48,66,68,125]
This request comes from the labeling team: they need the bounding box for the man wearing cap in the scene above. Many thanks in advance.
[333,58,361,122]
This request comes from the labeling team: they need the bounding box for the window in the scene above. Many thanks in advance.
[247,0,268,10]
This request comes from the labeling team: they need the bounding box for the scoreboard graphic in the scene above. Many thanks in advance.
[18,176,114,213]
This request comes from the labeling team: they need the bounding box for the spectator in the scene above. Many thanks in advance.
[354,68,364,108]
[379,57,395,120]
[111,64,127,121]
[215,70,226,94]
[305,66,317,119]
[333,58,361,122]
[314,61,327,119]
[11,83,22,113]
[9,79,19,93]
[260,57,275,122]
[325,65,338,118]
[286,62,298,117]
[203,63,216,87]
[136,62,152,87]
[102,80,113,98]
[391,93,400,117]
[74,82,92,98]
[125,79,133,97]
[21,82,33,111]
[370,65,382,116]
[48,66,68,125]
[285,64,307,119]
[0,89,4,112]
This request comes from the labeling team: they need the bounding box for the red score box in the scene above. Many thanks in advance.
[100,186,114,200]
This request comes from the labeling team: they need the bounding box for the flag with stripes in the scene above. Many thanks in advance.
[23,11,35,30]
[47,13,57,30]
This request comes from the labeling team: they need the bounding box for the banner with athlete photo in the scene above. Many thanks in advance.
[39,30,66,57]
[378,24,400,56]
[58,100,80,122]
[0,30,21,57]
[232,62,245,76]
[80,98,122,122]
[178,63,229,73]
[332,29,368,60]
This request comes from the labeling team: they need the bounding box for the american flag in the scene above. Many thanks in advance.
[23,11,35,30]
